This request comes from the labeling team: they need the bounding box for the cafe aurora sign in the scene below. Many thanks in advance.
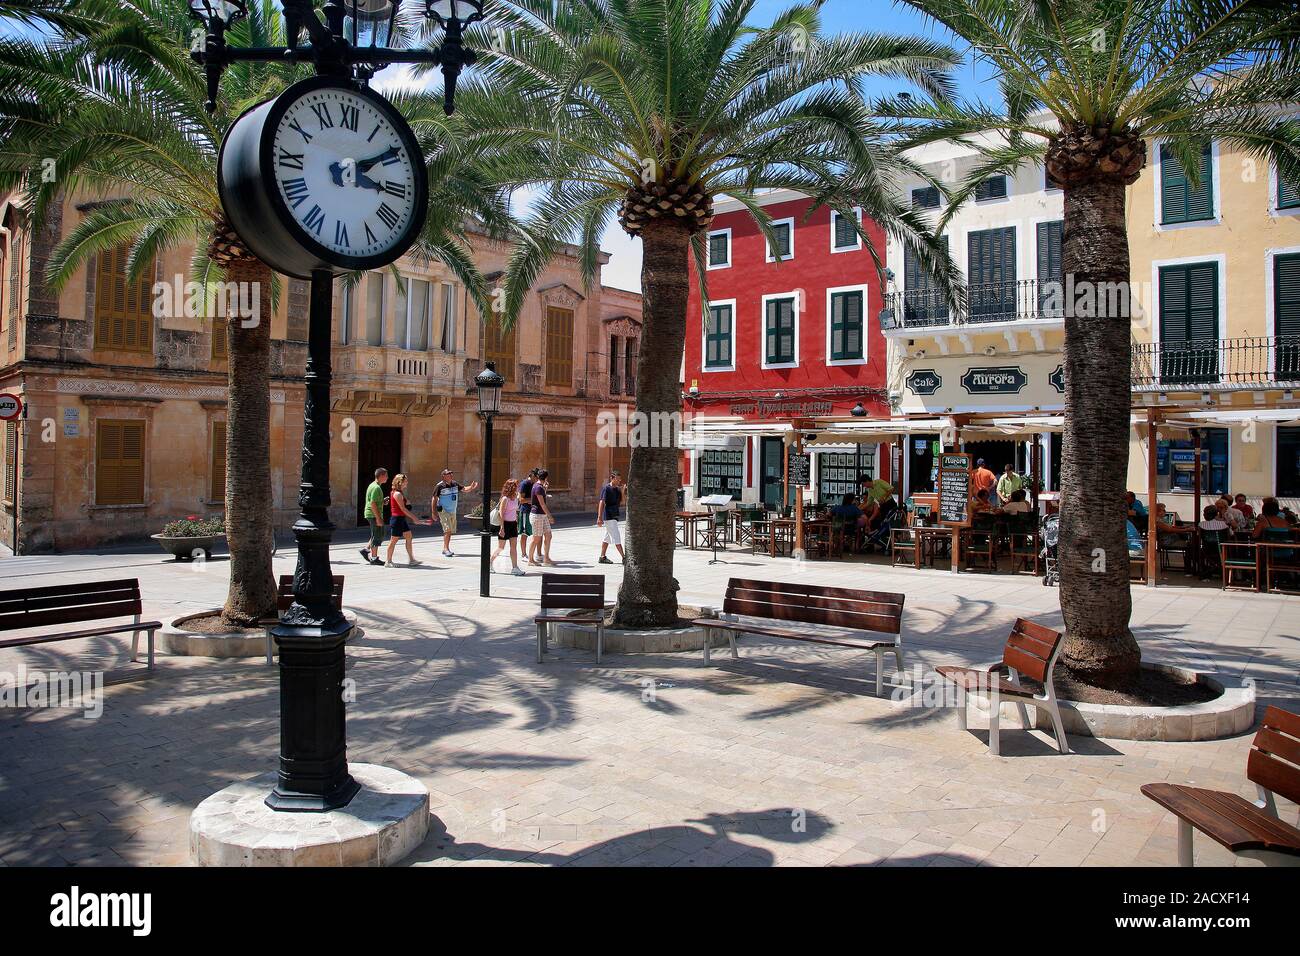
[906,369,943,396]
[961,366,1028,395]
[1049,364,1065,393]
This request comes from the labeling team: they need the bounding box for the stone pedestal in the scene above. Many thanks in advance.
[190,763,428,866]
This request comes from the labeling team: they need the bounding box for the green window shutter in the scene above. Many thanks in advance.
[911,186,940,209]
[1279,170,1300,210]
[705,304,732,368]
[975,176,1007,201]
[708,232,729,266]
[1159,262,1219,383]
[902,237,949,324]
[1036,220,1063,314]
[1161,144,1213,223]
[765,297,795,364]
[1276,254,1300,380]
[1159,265,1190,343]
[830,291,864,360]
[1188,263,1218,341]
[967,227,1016,321]
[833,212,858,249]
[770,222,791,259]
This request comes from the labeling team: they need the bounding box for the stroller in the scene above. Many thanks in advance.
[1040,513,1060,586]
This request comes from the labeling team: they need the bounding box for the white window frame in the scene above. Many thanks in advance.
[825,284,869,367]
[340,280,355,344]
[1153,138,1222,233]
[766,217,795,263]
[703,298,736,373]
[1268,159,1300,220]
[830,207,863,254]
[402,276,433,350]
[706,228,732,270]
[1149,253,1227,356]
[438,281,456,352]
[760,291,800,369]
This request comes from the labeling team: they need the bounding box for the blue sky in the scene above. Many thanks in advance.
[598,0,994,291]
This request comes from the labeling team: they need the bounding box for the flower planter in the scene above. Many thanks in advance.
[152,533,224,561]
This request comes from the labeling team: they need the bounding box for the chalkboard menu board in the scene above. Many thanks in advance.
[787,450,811,487]
[697,449,743,497]
[818,449,875,504]
[937,453,972,526]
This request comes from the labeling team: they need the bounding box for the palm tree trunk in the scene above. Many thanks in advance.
[220,256,277,626]
[613,218,690,628]
[1057,178,1141,685]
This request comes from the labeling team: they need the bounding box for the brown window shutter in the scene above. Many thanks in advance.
[210,421,227,501]
[96,419,145,505]
[545,431,570,489]
[490,428,511,488]
[545,307,574,386]
[94,245,154,352]
[4,422,15,503]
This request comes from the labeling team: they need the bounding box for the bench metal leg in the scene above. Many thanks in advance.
[147,629,155,671]
[955,689,968,730]
[1047,701,1070,754]
[536,622,547,663]
[595,623,603,665]
[988,690,1000,756]
[1015,701,1031,729]
[702,630,711,665]
[265,632,275,666]
[1177,819,1193,867]
[874,648,883,696]
[1256,785,1279,816]
[130,630,141,663]
[728,630,738,659]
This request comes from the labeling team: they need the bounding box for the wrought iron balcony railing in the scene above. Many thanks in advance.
[879,278,1064,331]
[1131,337,1300,390]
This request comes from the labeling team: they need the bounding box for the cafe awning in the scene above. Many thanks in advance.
[805,417,954,445]
[960,416,1065,437]
[679,420,791,449]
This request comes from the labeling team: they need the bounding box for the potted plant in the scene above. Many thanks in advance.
[152,514,225,560]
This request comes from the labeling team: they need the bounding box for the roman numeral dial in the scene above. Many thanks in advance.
[270,86,419,260]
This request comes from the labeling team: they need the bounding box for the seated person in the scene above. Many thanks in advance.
[1199,504,1229,532]
[1125,491,1147,521]
[1153,502,1189,536]
[1233,493,1255,520]
[970,488,993,514]
[1251,497,1290,539]
[1216,496,1247,531]
[830,493,864,524]
[1126,518,1144,556]
[1284,506,1300,527]
[1000,488,1033,514]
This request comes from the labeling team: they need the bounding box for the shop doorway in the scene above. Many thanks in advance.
[356,426,402,526]
[907,433,939,495]
[759,437,786,511]
[963,439,1017,476]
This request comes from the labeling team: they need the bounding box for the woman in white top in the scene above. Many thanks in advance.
[1000,489,1033,514]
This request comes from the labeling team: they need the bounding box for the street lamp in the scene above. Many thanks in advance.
[188,0,483,113]
[475,362,505,598]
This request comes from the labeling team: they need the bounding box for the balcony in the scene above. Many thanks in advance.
[1131,337,1300,391]
[335,344,460,392]
[880,279,1063,333]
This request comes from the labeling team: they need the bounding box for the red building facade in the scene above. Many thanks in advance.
[681,190,893,509]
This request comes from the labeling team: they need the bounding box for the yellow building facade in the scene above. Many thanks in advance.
[1125,138,1300,513]
[0,189,640,553]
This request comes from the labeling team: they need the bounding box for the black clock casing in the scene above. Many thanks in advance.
[218,75,428,278]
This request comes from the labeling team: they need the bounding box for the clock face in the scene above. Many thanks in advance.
[269,85,419,260]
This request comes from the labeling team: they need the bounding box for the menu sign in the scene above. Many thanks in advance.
[938,453,972,527]
[787,450,811,487]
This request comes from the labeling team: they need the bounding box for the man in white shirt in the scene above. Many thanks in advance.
[1216,497,1246,531]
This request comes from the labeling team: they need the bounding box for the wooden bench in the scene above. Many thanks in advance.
[267,574,344,664]
[691,579,904,696]
[936,618,1069,756]
[0,579,160,674]
[535,574,606,664]
[1142,705,1300,866]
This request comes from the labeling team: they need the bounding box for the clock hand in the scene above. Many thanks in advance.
[355,145,400,172]
[354,170,384,192]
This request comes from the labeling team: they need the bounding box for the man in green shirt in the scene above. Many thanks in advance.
[996,464,1024,506]
[361,468,388,566]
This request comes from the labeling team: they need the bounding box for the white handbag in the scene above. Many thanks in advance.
[489,504,501,526]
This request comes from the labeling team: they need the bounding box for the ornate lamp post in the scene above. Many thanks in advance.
[188,0,485,813]
[189,0,483,113]
[475,362,505,598]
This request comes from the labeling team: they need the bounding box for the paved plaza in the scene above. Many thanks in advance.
[1,522,1297,867]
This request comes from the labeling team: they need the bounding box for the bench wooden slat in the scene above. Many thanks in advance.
[727,587,903,618]
[695,618,894,651]
[1141,783,1300,855]
[0,586,141,615]
[1248,707,1300,806]
[0,620,164,649]
[0,579,146,633]
[723,597,901,634]
[0,600,143,632]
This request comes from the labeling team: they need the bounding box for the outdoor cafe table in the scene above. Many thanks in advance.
[675,512,711,549]
[914,524,960,572]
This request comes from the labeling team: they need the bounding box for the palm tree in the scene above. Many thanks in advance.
[0,0,509,624]
[457,0,961,627]
[894,0,1300,687]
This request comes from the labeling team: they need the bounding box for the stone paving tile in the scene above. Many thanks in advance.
[1,525,1298,866]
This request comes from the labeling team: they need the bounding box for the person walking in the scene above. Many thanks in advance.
[489,478,526,576]
[360,467,388,566]
[527,469,556,566]
[517,468,538,558]
[385,473,429,567]
[433,467,478,558]
[596,470,626,564]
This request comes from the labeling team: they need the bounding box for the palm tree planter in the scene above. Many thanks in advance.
[897,0,1300,689]
[152,515,226,561]
[469,0,960,626]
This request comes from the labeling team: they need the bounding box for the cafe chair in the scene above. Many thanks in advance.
[1219,540,1259,590]
[1007,513,1040,575]
[1262,527,1300,593]
[961,514,998,572]
[890,527,921,568]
